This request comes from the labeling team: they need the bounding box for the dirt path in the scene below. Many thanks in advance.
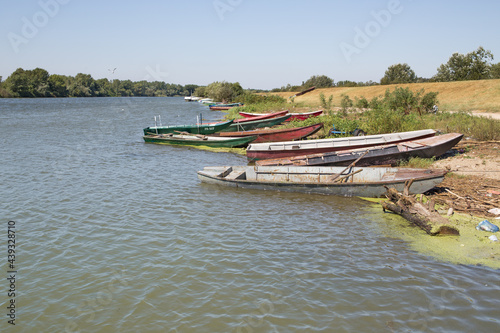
[456,111,500,120]
[428,140,500,217]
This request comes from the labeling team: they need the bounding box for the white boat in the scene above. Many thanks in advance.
[246,129,437,161]
[184,96,201,102]
[197,165,447,197]
[198,98,215,105]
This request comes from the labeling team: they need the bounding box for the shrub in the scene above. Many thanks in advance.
[420,91,439,112]
[340,94,353,113]
[319,93,334,110]
[354,96,369,109]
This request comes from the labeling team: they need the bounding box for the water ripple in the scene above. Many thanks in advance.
[1,98,499,332]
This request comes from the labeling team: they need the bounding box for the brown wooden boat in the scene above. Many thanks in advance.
[255,133,463,166]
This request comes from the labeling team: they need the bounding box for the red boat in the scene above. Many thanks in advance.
[213,123,324,144]
[232,110,289,124]
[239,110,323,121]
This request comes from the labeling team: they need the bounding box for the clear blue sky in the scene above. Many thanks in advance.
[1,0,499,89]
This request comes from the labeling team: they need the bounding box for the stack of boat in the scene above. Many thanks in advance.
[142,110,463,197]
[197,129,463,197]
[142,110,324,148]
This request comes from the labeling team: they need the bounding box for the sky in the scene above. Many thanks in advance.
[1,0,499,90]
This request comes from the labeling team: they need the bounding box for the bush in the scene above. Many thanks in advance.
[340,94,353,113]
[354,96,369,109]
[369,96,383,109]
[319,93,334,110]
[421,91,439,112]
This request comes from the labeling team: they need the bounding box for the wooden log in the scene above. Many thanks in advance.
[382,187,460,236]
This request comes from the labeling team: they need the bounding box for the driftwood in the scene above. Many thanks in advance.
[382,186,460,236]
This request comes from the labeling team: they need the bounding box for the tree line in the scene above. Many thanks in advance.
[2,47,499,98]
[273,46,500,92]
[0,68,199,98]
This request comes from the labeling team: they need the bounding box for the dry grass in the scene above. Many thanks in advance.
[267,79,500,113]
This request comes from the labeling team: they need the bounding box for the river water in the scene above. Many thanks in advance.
[0,97,498,332]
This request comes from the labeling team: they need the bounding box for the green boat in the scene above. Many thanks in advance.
[220,114,292,132]
[143,119,233,135]
[143,133,257,148]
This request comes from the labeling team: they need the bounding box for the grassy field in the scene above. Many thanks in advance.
[267,79,500,113]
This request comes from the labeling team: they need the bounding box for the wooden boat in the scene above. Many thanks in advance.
[197,165,447,198]
[256,133,464,167]
[239,110,323,121]
[220,114,292,132]
[286,110,323,121]
[209,103,243,110]
[143,119,233,135]
[213,123,324,143]
[246,129,437,162]
[233,110,288,123]
[291,86,316,97]
[143,133,256,148]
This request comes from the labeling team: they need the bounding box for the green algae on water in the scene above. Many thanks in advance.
[362,200,500,269]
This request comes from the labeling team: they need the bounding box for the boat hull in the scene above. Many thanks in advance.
[232,110,288,123]
[197,165,447,198]
[143,134,256,148]
[209,103,243,110]
[215,123,323,143]
[143,120,233,135]
[257,133,464,166]
[239,110,323,121]
[246,129,437,161]
[221,114,292,132]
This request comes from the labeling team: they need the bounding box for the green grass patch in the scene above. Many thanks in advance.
[398,156,436,168]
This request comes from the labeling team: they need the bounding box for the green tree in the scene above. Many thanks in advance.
[204,81,242,102]
[30,68,50,96]
[69,73,97,97]
[469,47,494,79]
[491,62,500,79]
[303,75,334,88]
[184,84,199,96]
[194,86,207,97]
[433,46,494,81]
[95,78,112,96]
[4,67,50,97]
[118,80,133,96]
[336,80,358,87]
[48,74,68,97]
[0,76,9,97]
[380,63,417,85]
[231,82,244,97]
[5,68,30,97]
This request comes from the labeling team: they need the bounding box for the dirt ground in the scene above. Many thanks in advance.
[427,139,500,218]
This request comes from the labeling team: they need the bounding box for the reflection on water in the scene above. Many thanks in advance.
[1,97,498,332]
